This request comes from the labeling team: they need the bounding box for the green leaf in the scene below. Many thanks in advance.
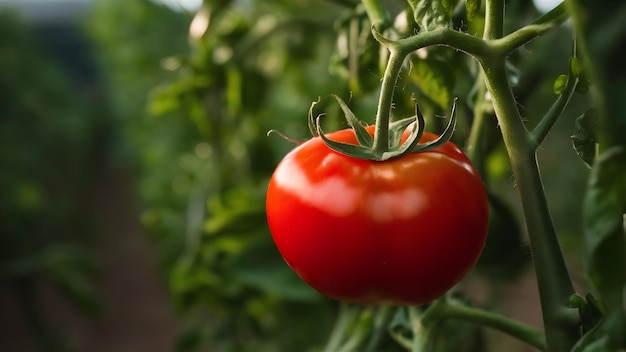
[583,147,626,349]
[231,240,320,302]
[476,193,526,279]
[409,55,454,109]
[553,74,568,94]
[466,0,481,21]
[408,0,450,31]
[441,0,460,17]
[571,109,600,168]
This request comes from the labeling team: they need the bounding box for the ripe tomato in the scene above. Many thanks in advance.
[266,126,488,305]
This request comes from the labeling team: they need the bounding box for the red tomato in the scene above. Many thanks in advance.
[266,126,488,305]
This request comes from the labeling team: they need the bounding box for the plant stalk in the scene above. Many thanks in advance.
[480,59,579,351]
[372,47,406,156]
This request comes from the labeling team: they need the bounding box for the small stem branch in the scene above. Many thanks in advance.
[324,304,358,352]
[481,60,579,351]
[364,305,393,351]
[484,0,505,40]
[532,40,579,147]
[495,3,569,55]
[408,306,431,352]
[531,74,579,147]
[361,0,392,31]
[441,300,547,351]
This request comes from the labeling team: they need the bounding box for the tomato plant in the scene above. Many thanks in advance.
[87,0,626,350]
[267,125,488,305]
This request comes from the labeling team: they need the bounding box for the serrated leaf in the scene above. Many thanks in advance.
[571,109,599,168]
[553,74,568,94]
[408,0,450,31]
[441,0,459,17]
[409,56,454,109]
[466,0,481,21]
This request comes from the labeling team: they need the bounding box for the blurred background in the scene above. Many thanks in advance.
[0,0,590,351]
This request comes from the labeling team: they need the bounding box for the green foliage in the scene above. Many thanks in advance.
[408,0,451,31]
[86,0,353,350]
[476,193,526,279]
[465,0,481,21]
[571,109,599,168]
[568,0,626,349]
[0,9,102,349]
[408,54,455,109]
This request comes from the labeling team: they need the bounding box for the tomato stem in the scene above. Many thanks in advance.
[479,6,581,351]
[480,56,580,352]
[360,0,579,349]
[372,47,406,157]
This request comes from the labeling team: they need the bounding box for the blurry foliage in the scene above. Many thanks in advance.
[86,0,353,350]
[0,10,102,351]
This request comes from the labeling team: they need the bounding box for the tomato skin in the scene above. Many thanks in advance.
[266,126,488,306]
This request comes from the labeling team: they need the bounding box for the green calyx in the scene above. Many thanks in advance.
[309,95,457,161]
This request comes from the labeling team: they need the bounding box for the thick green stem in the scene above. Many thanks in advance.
[372,48,407,156]
[366,1,579,349]
[481,59,579,351]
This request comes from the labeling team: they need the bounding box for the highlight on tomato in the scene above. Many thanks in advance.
[266,124,489,306]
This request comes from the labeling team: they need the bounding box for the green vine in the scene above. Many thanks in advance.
[357,0,581,350]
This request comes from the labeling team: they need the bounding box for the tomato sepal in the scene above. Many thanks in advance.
[312,96,458,161]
